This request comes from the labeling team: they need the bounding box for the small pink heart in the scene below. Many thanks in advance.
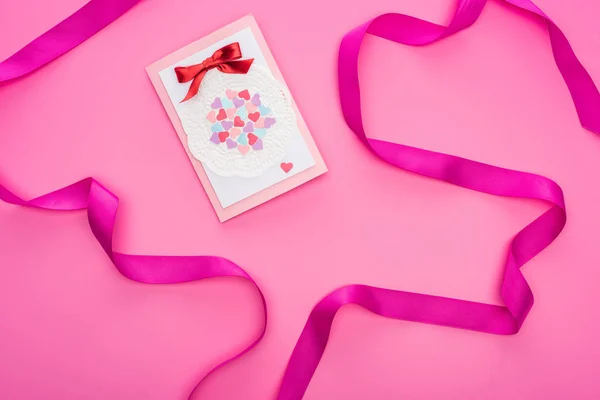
[230,128,241,138]
[255,117,265,128]
[225,89,238,99]
[238,145,250,155]
[206,110,217,123]
[248,112,260,122]
[238,89,250,100]
[218,131,229,143]
[226,108,237,119]
[246,102,258,113]
[280,162,293,173]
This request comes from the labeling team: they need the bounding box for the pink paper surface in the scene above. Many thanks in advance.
[146,15,327,222]
[1,0,599,399]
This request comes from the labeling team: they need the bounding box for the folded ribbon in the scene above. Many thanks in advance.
[174,42,254,102]
[1,0,599,400]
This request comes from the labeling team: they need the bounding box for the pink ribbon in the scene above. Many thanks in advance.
[1,0,598,399]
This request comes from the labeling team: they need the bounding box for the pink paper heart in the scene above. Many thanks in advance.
[280,162,293,173]
[245,102,258,113]
[255,117,265,128]
[238,145,250,155]
[230,128,241,138]
[225,89,237,99]
[206,110,217,123]
[226,108,237,119]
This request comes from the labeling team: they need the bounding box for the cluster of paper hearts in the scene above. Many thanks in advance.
[206,89,276,155]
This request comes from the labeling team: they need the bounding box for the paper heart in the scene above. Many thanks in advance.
[237,134,248,145]
[210,132,220,144]
[252,139,263,150]
[226,108,237,119]
[230,127,241,138]
[244,121,254,133]
[211,122,222,132]
[216,109,227,121]
[251,93,261,106]
[254,128,267,138]
[236,106,248,119]
[221,98,234,109]
[233,97,245,108]
[264,117,276,128]
[238,89,250,100]
[258,104,271,115]
[238,145,250,155]
[248,112,260,122]
[234,116,245,127]
[247,133,258,146]
[280,162,293,173]
[225,89,238,99]
[218,131,229,143]
[226,138,237,149]
[246,102,258,113]
[211,97,222,109]
[255,118,265,128]
[221,120,233,130]
[206,110,217,123]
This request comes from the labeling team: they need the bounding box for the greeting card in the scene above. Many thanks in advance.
[147,15,327,221]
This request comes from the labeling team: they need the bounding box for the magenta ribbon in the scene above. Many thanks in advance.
[1,0,598,399]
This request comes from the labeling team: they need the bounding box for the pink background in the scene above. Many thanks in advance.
[1,0,599,399]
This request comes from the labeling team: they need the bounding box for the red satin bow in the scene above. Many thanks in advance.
[174,42,254,102]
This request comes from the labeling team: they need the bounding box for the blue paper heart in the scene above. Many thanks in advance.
[254,128,267,138]
[221,97,234,109]
[259,105,272,115]
[237,133,248,145]
[211,122,222,132]
[236,107,248,119]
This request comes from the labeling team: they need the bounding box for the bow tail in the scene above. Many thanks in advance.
[180,69,208,103]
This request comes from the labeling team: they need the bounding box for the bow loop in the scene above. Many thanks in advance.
[174,42,254,102]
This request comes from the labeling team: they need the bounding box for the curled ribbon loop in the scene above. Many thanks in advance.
[0,0,598,400]
[174,42,254,102]
[277,0,598,399]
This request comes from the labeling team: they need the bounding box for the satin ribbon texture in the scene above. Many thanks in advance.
[1,0,599,399]
[174,42,254,102]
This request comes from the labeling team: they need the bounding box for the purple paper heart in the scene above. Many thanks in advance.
[233,97,245,108]
[221,120,233,130]
[210,132,220,144]
[244,121,254,133]
[264,117,276,128]
[252,139,263,150]
[211,97,222,109]
[251,93,261,106]
[226,138,237,149]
